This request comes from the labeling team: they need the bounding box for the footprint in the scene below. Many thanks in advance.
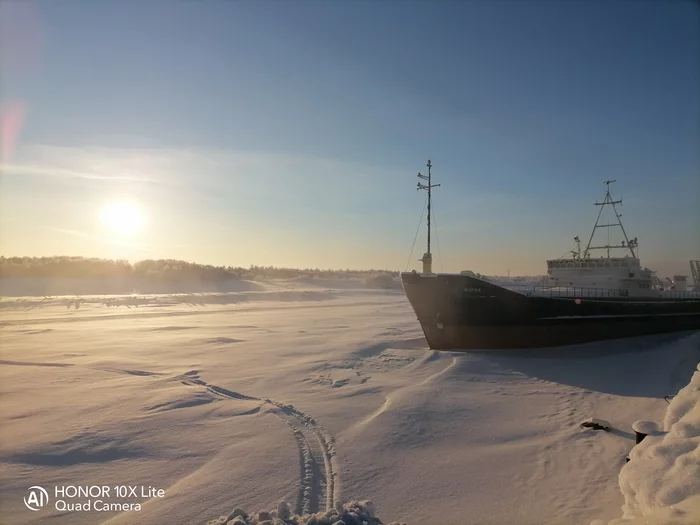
[98,367,165,377]
[0,360,74,368]
[200,337,245,344]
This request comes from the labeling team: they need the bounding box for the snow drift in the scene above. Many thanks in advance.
[593,361,700,524]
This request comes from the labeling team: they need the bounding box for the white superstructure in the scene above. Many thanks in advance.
[545,181,658,297]
[547,256,654,291]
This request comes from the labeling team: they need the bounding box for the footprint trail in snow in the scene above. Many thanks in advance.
[175,371,339,515]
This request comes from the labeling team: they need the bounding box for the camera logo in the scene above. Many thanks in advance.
[24,486,49,511]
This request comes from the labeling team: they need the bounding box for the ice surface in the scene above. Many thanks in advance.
[1,277,698,525]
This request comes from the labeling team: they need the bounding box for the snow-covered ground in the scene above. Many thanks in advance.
[1,278,698,525]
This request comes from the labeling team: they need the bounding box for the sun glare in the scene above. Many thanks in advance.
[99,201,145,236]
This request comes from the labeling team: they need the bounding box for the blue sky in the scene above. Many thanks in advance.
[1,0,698,275]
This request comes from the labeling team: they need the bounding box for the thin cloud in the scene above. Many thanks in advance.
[1,144,403,204]
[1,162,182,188]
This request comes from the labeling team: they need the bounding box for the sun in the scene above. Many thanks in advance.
[99,201,145,236]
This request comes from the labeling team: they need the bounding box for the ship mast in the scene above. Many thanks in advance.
[417,159,440,273]
[582,180,637,259]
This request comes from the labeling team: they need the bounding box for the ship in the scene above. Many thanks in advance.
[400,160,700,350]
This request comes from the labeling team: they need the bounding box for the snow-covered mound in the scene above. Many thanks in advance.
[593,361,700,524]
[205,500,406,525]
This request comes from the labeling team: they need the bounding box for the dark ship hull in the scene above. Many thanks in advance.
[401,272,700,350]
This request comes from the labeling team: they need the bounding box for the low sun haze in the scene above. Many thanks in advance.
[1,0,698,277]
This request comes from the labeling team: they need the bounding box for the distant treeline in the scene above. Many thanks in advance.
[0,256,400,283]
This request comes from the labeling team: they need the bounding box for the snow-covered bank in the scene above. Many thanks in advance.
[0,274,402,297]
[593,361,700,525]
[0,276,265,296]
[0,257,403,297]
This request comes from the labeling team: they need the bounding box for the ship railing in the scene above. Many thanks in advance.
[506,285,627,298]
[658,290,700,299]
[506,285,700,299]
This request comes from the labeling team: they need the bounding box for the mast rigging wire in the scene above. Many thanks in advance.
[405,195,428,272]
[433,207,444,273]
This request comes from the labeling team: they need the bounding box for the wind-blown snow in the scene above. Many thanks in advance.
[592,362,700,525]
[1,278,698,525]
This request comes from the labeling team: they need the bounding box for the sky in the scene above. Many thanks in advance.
[0,0,698,276]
